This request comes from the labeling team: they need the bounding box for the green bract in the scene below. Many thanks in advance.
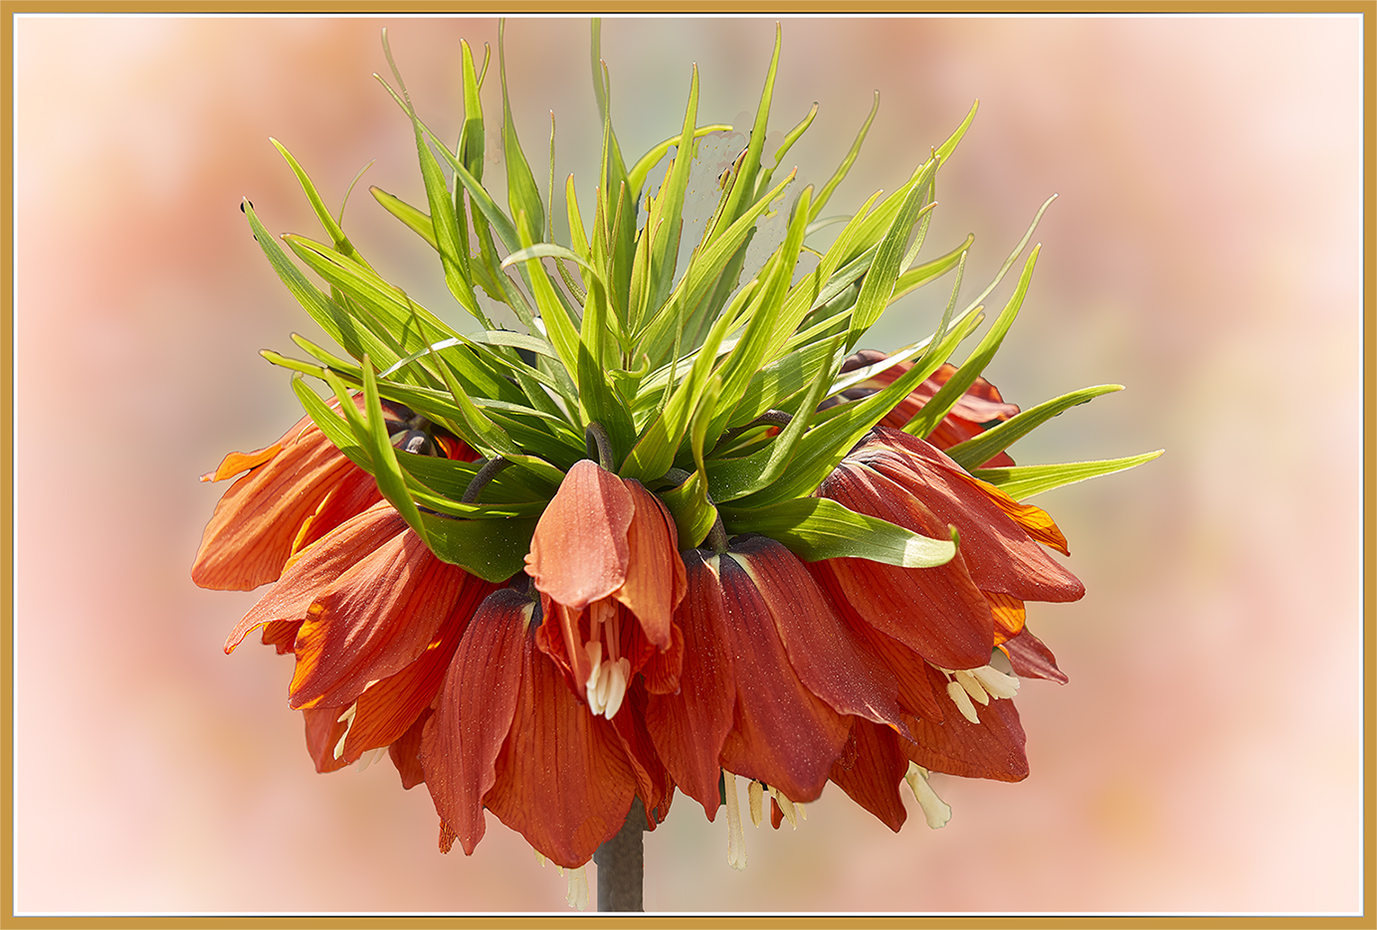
[248,21,1160,583]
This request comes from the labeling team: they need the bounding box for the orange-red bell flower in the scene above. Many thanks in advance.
[419,587,643,868]
[811,425,1082,671]
[524,459,686,719]
[222,499,500,781]
[645,534,908,814]
[192,396,475,591]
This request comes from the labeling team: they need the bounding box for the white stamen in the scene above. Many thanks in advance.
[355,747,386,772]
[602,658,630,719]
[584,640,604,710]
[905,763,953,829]
[747,779,764,828]
[565,865,589,911]
[332,703,358,760]
[768,786,799,829]
[534,849,547,868]
[954,669,991,706]
[724,771,747,870]
[946,680,981,724]
[971,663,1020,700]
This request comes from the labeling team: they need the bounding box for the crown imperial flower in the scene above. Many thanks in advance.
[193,19,1159,910]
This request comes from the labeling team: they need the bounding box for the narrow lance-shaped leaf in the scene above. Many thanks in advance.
[499,20,545,243]
[720,496,957,568]
[946,384,1126,471]
[904,243,1041,438]
[976,451,1164,501]
[377,42,488,327]
[706,334,840,503]
[809,90,879,223]
[270,138,371,270]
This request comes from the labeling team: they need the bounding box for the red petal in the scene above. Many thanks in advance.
[644,550,737,817]
[607,684,676,829]
[611,480,686,650]
[814,463,995,669]
[857,428,1083,602]
[288,532,473,711]
[223,503,408,653]
[420,588,533,857]
[525,459,633,609]
[715,554,851,803]
[729,536,907,737]
[999,626,1069,684]
[839,615,946,724]
[301,705,351,774]
[192,417,364,591]
[482,628,638,867]
[388,709,430,790]
[900,666,1029,781]
[829,719,910,832]
[341,574,499,758]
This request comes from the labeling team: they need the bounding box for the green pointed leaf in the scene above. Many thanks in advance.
[720,496,956,567]
[499,20,545,242]
[370,186,438,250]
[975,450,1164,501]
[733,309,982,507]
[417,510,539,582]
[904,244,1040,438]
[809,90,879,222]
[270,138,369,268]
[947,384,1125,471]
[706,334,839,502]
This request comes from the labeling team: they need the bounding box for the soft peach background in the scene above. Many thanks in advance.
[12,13,1366,915]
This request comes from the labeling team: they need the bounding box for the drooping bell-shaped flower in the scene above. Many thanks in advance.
[524,459,687,720]
[419,587,642,868]
[645,533,908,813]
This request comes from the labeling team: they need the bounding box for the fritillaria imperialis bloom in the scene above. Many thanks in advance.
[194,20,1159,909]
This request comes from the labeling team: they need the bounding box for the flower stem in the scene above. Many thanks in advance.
[460,457,513,503]
[593,797,645,911]
[585,422,615,471]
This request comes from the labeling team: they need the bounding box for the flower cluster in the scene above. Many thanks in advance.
[195,21,1157,901]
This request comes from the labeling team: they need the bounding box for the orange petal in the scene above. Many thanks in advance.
[984,590,1027,643]
[288,531,474,711]
[341,574,499,759]
[644,550,737,816]
[223,502,407,653]
[201,442,284,482]
[482,623,638,868]
[420,589,534,857]
[715,554,851,804]
[192,421,362,591]
[610,480,686,650]
[525,459,633,609]
[829,719,910,832]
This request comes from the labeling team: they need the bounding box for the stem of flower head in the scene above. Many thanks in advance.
[460,457,514,504]
[585,422,615,471]
[716,408,794,448]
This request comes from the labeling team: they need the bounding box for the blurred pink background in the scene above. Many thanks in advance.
[12,14,1365,915]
